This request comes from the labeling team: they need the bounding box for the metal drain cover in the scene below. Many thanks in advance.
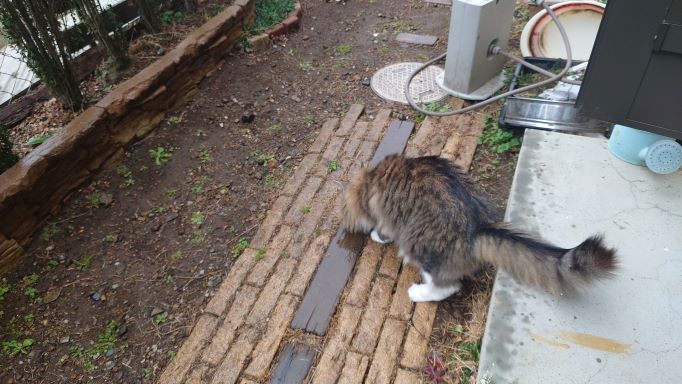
[370,62,447,104]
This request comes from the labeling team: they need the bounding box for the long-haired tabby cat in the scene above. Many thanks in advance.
[342,155,617,302]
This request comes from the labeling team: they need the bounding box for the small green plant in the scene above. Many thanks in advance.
[191,230,204,245]
[191,181,204,194]
[246,0,295,35]
[0,280,11,301]
[191,212,205,226]
[250,150,275,165]
[313,227,322,237]
[264,174,275,186]
[171,250,183,260]
[302,206,311,214]
[22,273,39,287]
[27,136,50,147]
[152,206,167,215]
[117,165,134,187]
[327,159,339,173]
[40,223,59,241]
[139,165,148,171]
[232,237,249,259]
[2,338,34,357]
[105,233,117,243]
[24,313,34,323]
[153,312,167,325]
[302,114,314,127]
[269,123,283,132]
[162,274,174,284]
[84,320,120,362]
[416,102,452,123]
[459,339,482,362]
[149,147,173,165]
[165,188,178,198]
[143,367,153,378]
[89,190,102,207]
[336,43,352,55]
[24,287,39,301]
[195,129,206,137]
[167,115,181,125]
[377,45,389,54]
[72,255,93,270]
[199,148,214,163]
[160,10,183,25]
[0,124,19,173]
[255,248,266,262]
[478,116,522,153]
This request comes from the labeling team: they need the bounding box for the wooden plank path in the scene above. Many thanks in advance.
[157,101,485,384]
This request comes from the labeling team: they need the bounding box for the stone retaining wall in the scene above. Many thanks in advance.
[0,0,255,274]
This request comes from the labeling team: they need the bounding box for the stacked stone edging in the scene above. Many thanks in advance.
[0,0,256,273]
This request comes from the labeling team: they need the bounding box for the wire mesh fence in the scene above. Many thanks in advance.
[0,44,39,107]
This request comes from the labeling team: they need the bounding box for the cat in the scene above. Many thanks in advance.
[342,154,617,302]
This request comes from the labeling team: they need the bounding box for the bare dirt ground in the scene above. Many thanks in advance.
[0,1,529,383]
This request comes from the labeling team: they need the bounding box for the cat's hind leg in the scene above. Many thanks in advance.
[408,271,460,302]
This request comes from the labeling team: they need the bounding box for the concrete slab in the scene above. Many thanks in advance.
[395,33,438,46]
[477,130,682,384]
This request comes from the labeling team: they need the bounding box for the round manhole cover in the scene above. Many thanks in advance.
[370,62,447,104]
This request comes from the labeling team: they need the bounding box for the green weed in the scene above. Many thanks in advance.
[327,159,339,173]
[191,212,205,226]
[416,102,451,123]
[149,147,173,165]
[117,165,134,187]
[255,248,266,262]
[40,223,59,241]
[165,188,178,198]
[232,237,249,259]
[269,124,283,132]
[160,10,183,25]
[336,43,352,55]
[200,148,214,163]
[72,255,93,271]
[105,233,117,243]
[2,338,34,357]
[0,280,10,301]
[153,312,167,325]
[246,0,295,35]
[478,116,522,153]
[250,150,274,165]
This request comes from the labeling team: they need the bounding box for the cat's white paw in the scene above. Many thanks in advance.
[408,283,460,302]
[370,229,390,244]
[408,283,432,302]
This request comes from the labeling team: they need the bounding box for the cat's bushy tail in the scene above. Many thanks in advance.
[474,223,617,294]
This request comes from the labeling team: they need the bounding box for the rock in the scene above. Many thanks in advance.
[150,307,164,317]
[111,284,119,290]
[43,286,61,304]
[100,193,114,206]
[91,292,101,301]
[207,276,222,288]
[163,212,179,223]
[266,159,278,169]
[362,77,371,86]
[340,69,350,77]
[59,336,70,344]
[241,111,256,123]
[106,348,115,357]
[116,324,128,337]
[149,221,161,232]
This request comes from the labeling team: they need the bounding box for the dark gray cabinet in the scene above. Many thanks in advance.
[578,0,682,139]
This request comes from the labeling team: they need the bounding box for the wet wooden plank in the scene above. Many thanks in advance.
[270,343,317,384]
[291,120,415,336]
[396,33,438,46]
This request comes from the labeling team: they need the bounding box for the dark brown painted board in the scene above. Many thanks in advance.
[370,120,416,167]
[291,120,414,336]
[270,342,317,384]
